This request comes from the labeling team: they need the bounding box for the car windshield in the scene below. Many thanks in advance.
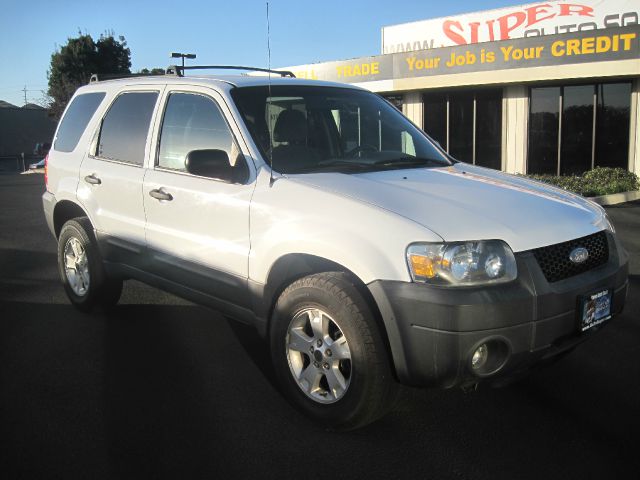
[231,85,451,174]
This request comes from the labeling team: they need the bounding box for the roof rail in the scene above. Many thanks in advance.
[89,71,168,84]
[166,65,296,78]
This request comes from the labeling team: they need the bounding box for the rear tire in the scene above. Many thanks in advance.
[270,272,396,430]
[57,218,122,312]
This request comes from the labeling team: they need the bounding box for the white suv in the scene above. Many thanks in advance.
[42,67,628,429]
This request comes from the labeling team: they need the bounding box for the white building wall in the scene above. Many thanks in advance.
[402,92,424,129]
[503,85,529,174]
[630,79,640,175]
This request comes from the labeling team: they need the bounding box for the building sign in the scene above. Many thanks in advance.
[288,25,639,83]
[381,0,640,53]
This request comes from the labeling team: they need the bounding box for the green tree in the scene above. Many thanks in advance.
[47,33,131,118]
[138,68,166,75]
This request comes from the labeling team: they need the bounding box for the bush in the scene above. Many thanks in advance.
[525,167,639,197]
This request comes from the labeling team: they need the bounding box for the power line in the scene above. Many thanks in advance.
[0,87,47,92]
[0,84,48,89]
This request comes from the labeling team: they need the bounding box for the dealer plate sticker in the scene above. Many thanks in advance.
[580,289,612,332]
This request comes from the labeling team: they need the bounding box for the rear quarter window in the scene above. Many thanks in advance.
[54,92,106,152]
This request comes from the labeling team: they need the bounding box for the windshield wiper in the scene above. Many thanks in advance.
[293,157,447,174]
[372,157,445,168]
[296,160,373,173]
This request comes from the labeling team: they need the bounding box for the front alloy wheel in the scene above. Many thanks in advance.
[271,272,397,430]
[286,308,352,403]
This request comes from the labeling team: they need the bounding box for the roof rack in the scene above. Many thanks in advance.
[166,65,296,78]
[88,65,296,84]
[89,71,167,83]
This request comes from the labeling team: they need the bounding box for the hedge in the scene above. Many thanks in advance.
[525,167,639,197]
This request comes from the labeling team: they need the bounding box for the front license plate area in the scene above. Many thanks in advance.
[579,289,612,332]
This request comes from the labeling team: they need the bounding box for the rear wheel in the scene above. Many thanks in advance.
[270,272,396,430]
[58,218,122,312]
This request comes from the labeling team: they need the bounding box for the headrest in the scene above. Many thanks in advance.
[273,109,307,144]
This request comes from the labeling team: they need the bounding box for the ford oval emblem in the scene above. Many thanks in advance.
[569,247,589,264]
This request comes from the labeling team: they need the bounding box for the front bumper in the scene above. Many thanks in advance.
[368,231,629,388]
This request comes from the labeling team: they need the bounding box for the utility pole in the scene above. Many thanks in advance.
[23,85,27,106]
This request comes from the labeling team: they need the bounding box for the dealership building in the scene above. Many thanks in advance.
[285,0,640,176]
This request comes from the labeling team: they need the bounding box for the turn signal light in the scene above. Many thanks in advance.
[408,254,437,279]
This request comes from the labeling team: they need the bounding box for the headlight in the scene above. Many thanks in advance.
[603,213,615,234]
[406,240,517,286]
[587,200,615,234]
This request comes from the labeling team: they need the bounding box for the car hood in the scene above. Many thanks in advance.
[287,163,608,252]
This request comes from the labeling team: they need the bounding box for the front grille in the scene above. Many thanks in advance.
[532,231,609,283]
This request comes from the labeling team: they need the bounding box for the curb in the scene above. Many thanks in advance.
[589,190,640,206]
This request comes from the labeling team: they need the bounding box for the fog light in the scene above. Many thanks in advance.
[471,344,489,370]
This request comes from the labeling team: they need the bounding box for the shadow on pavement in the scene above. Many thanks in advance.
[2,176,639,478]
[2,291,639,479]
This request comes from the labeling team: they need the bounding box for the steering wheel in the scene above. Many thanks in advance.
[344,144,378,158]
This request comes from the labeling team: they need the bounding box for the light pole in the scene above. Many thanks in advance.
[170,52,196,68]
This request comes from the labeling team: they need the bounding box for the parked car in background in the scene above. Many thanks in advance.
[33,142,51,157]
[29,158,46,169]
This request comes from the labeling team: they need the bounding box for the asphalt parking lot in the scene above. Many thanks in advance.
[1,173,639,479]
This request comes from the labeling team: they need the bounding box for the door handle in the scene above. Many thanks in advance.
[149,188,173,202]
[84,174,102,185]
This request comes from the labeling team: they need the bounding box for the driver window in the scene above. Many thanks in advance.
[157,92,242,172]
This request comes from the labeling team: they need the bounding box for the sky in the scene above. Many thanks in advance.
[0,0,521,106]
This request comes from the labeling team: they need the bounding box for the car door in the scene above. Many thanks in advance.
[142,87,255,308]
[78,86,162,264]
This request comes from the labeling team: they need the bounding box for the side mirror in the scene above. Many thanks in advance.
[185,149,248,183]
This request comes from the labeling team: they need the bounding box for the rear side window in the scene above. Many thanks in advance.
[54,92,106,152]
[97,92,158,165]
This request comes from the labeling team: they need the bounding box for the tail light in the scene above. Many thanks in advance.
[44,154,49,191]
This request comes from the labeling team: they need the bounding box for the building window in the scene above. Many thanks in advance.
[423,92,447,149]
[382,94,403,111]
[596,83,632,170]
[528,82,631,175]
[528,87,560,175]
[449,92,474,162]
[475,90,503,171]
[561,85,594,175]
[423,89,503,170]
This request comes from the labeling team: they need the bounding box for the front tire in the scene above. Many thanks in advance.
[270,272,396,430]
[57,218,122,312]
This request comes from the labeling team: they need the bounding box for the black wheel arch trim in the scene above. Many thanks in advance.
[52,199,92,238]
